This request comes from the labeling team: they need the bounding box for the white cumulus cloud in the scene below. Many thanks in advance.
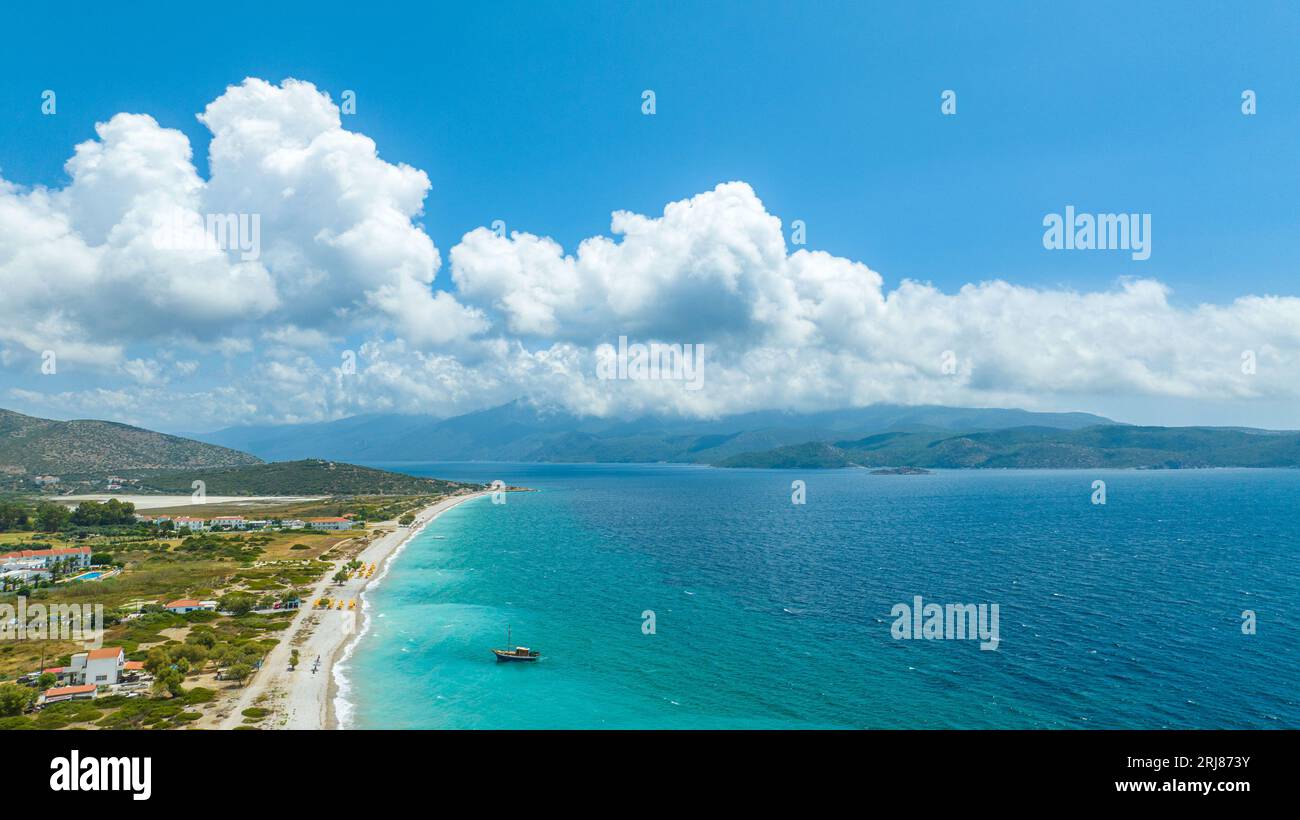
[3,83,1299,430]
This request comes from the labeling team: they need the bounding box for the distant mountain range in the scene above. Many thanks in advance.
[716,426,1300,469]
[194,401,1118,463]
[7,404,1296,494]
[0,409,475,496]
[0,407,260,476]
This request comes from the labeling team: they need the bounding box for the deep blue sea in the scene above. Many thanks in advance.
[341,464,1299,729]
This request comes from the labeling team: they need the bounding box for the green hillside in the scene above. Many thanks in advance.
[0,408,261,480]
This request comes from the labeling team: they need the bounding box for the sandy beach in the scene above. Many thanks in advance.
[210,491,488,729]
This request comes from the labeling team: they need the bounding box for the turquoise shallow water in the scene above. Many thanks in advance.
[344,464,1300,729]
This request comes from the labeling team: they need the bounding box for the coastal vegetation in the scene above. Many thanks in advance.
[117,459,475,496]
[0,490,450,729]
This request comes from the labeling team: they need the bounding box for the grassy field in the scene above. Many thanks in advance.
[0,537,308,682]
[0,492,440,728]
[0,532,42,547]
[142,493,437,521]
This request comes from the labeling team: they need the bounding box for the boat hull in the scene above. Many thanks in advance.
[492,649,539,662]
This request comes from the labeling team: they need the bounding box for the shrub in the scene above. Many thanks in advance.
[95,698,184,729]
[218,592,257,615]
[0,684,35,717]
[182,687,216,705]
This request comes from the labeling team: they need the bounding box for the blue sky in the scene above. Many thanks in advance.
[1,2,1299,430]
[4,1,1298,302]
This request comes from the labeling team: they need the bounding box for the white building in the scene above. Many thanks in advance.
[281,519,306,529]
[307,517,356,531]
[68,647,125,687]
[41,683,97,704]
[164,599,218,614]
[0,568,51,585]
[210,516,247,530]
[0,546,92,571]
[173,517,207,531]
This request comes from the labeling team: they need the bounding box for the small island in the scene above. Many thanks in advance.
[869,466,931,475]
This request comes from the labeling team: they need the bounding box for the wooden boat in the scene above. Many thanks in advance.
[492,626,540,662]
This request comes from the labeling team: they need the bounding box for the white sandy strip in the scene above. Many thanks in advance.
[53,494,326,510]
[213,491,488,730]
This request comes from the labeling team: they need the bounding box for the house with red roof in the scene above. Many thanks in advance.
[164,599,217,614]
[67,647,125,687]
[41,683,97,705]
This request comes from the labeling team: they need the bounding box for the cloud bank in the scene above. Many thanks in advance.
[2,78,1298,430]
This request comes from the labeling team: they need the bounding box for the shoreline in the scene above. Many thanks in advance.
[213,490,489,730]
[326,490,487,729]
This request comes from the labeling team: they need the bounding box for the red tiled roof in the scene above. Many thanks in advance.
[86,647,123,660]
[0,546,91,560]
[166,599,201,608]
[45,684,96,698]
[42,667,65,675]
[124,661,144,670]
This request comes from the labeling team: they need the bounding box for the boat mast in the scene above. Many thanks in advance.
[507,624,511,649]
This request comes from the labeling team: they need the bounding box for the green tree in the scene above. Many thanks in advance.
[34,502,71,533]
[70,499,136,527]
[0,684,35,716]
[0,501,29,531]
[217,592,256,615]
[37,672,56,690]
[152,668,184,698]
[187,630,217,650]
[143,647,170,677]
[171,643,207,667]
[225,663,252,686]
